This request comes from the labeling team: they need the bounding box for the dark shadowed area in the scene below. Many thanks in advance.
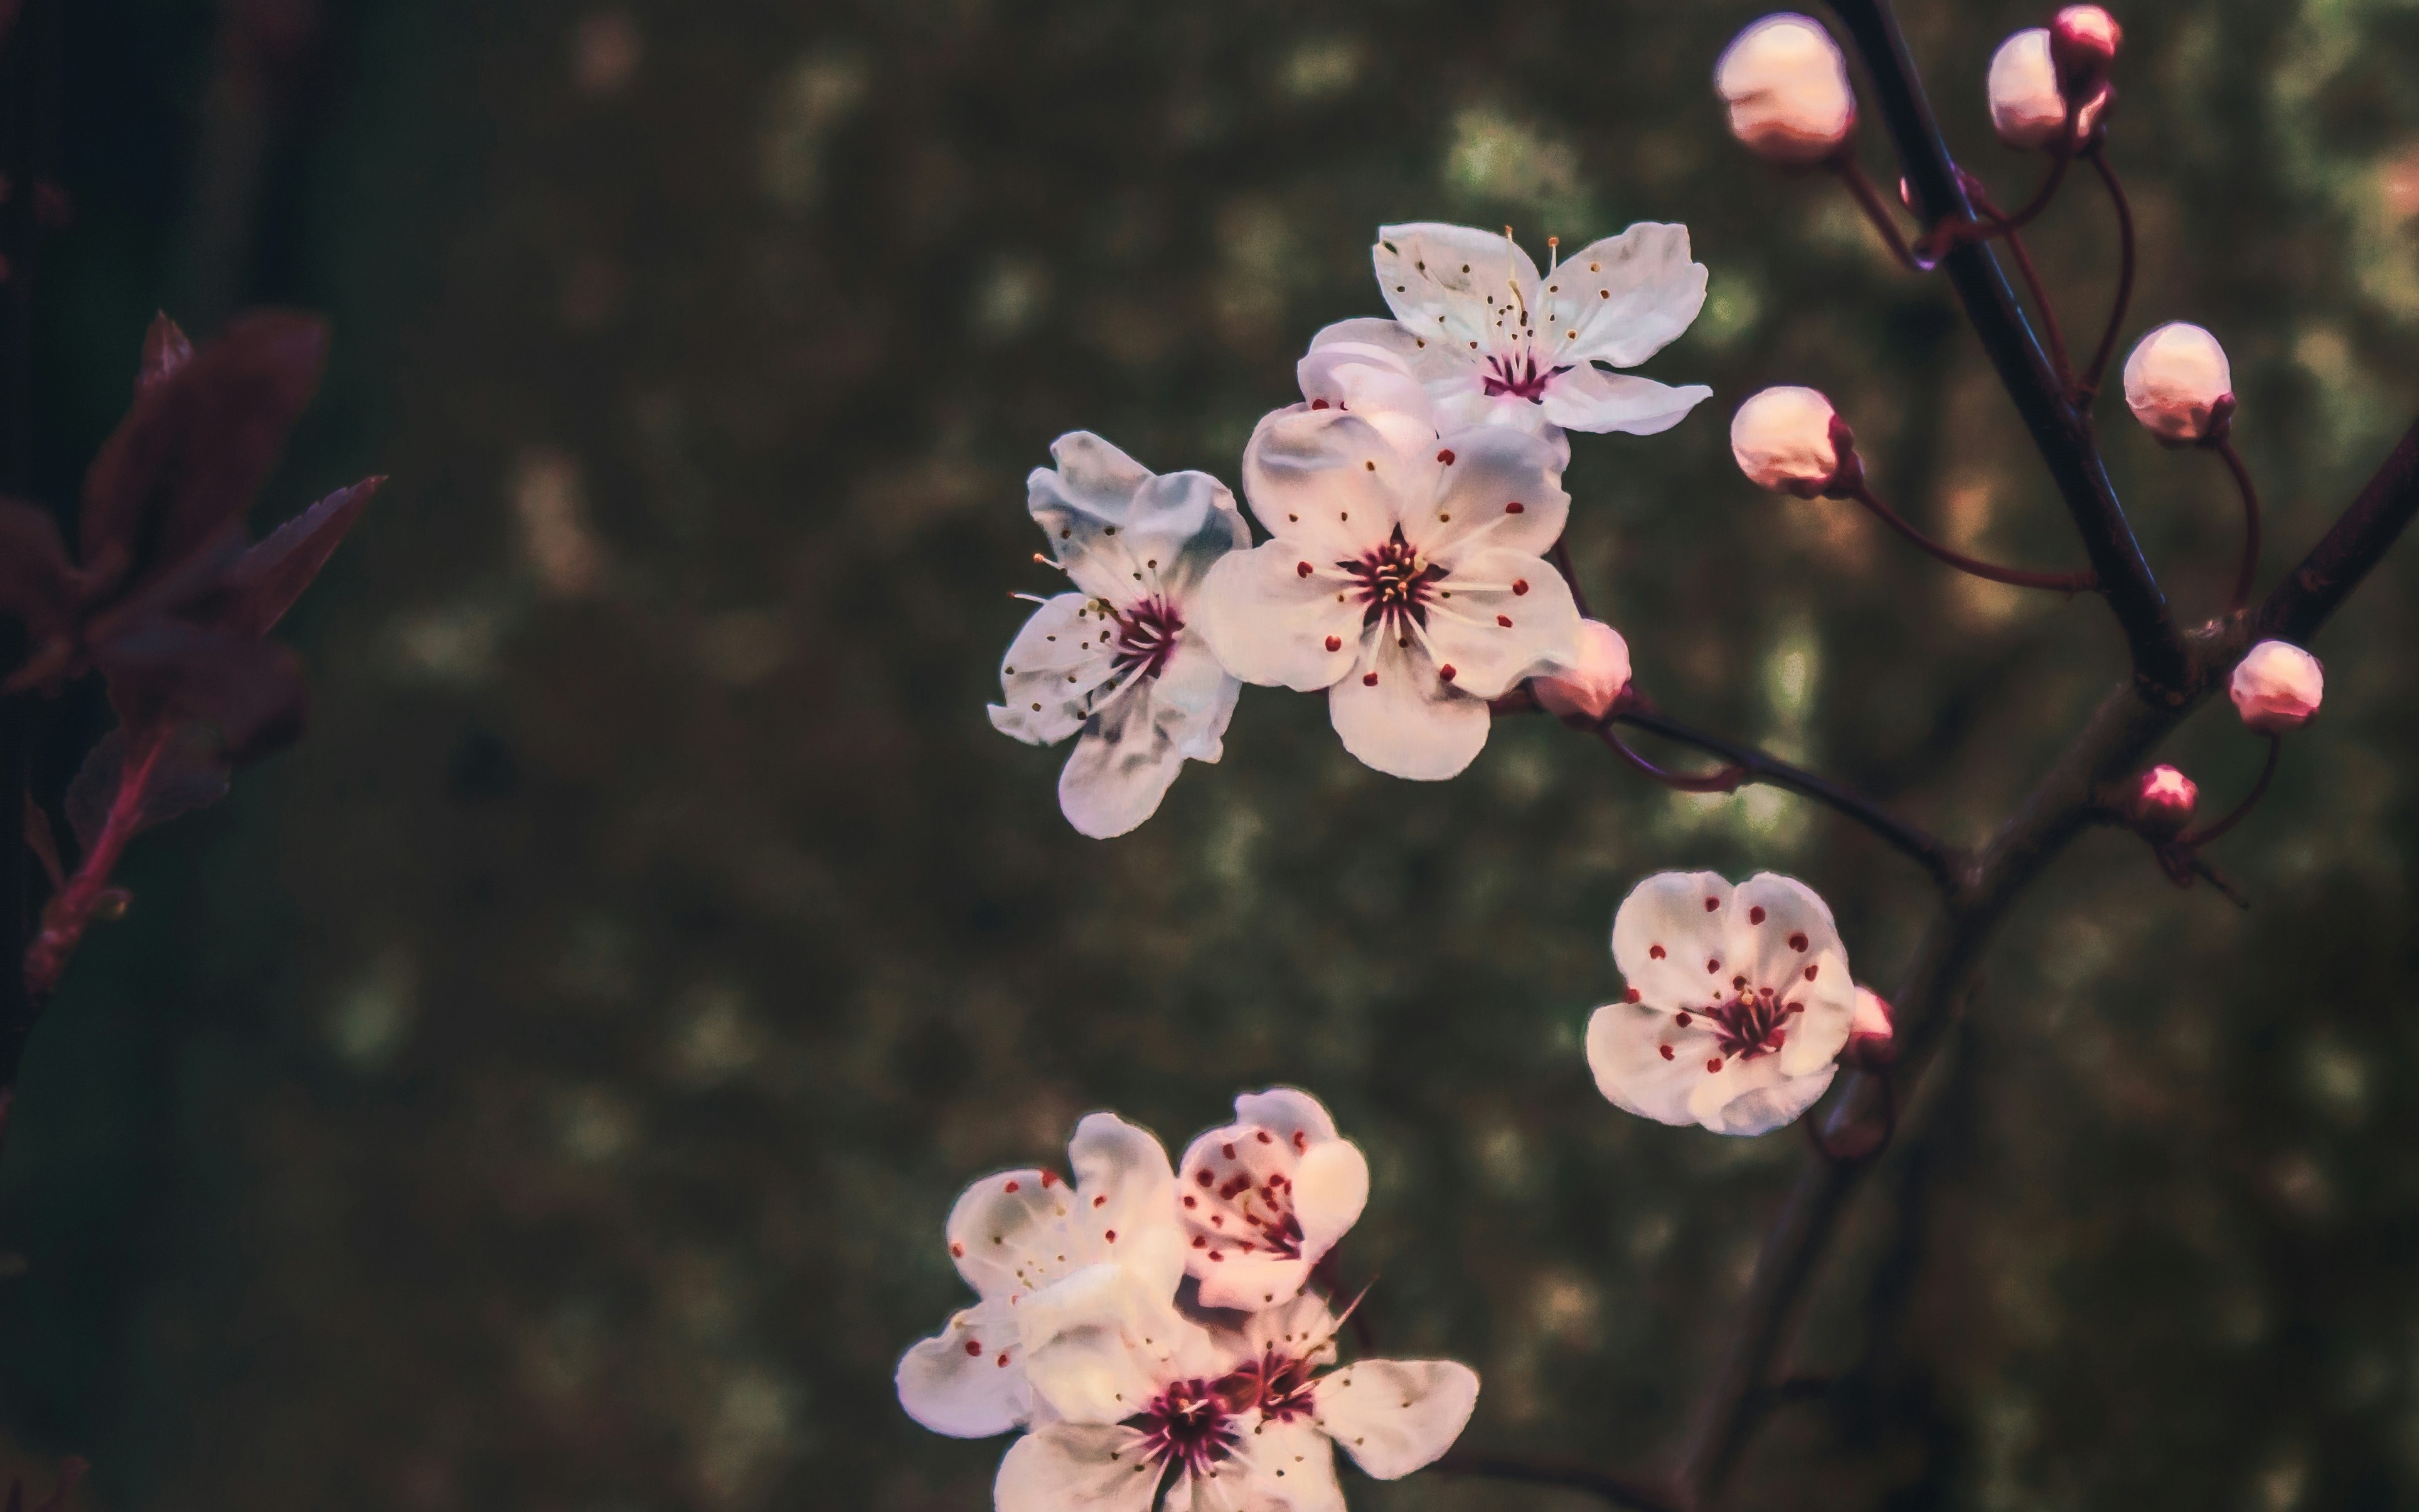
[0,1,2415,1508]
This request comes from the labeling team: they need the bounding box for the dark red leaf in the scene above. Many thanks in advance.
[65,726,232,853]
[93,616,308,762]
[198,475,382,637]
[80,309,329,602]
[137,312,193,393]
[0,496,77,639]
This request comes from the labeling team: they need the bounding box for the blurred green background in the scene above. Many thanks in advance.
[3,0,2418,1507]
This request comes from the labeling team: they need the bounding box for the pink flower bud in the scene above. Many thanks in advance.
[2229,640,2323,733]
[2122,322,2233,444]
[1714,14,1857,166]
[1534,619,1633,722]
[1846,986,1894,1067]
[1730,386,1845,496]
[1987,29,2107,149]
[2049,6,2123,98]
[2128,764,2198,836]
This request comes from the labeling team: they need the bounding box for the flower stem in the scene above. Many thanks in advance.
[2076,147,2136,403]
[1842,478,2099,593]
[23,728,165,999]
[2179,732,2280,849]
[1598,723,1745,794]
[1827,152,1920,272]
[2212,434,2263,611]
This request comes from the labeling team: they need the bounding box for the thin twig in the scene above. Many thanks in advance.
[1598,723,1745,794]
[2178,732,2280,849]
[1967,189,2072,390]
[1828,152,1919,271]
[2212,434,2263,611]
[2077,147,2136,403]
[1843,478,2097,592]
[2260,413,2419,641]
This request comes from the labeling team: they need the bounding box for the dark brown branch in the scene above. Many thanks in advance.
[1824,0,2189,696]
[2259,412,2419,642]
[1434,1452,1682,1512]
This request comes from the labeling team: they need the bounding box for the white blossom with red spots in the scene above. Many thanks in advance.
[1192,404,1583,780]
[990,434,1251,838]
[1178,1088,1371,1312]
[895,1112,1187,1439]
[1301,221,1711,455]
[1586,871,1860,1136]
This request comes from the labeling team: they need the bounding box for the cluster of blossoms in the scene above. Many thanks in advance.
[896,1092,1478,1511]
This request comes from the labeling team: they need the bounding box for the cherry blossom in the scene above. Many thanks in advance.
[2122,323,2234,444]
[990,434,1251,838]
[1533,619,1633,722]
[1300,221,1711,451]
[1714,14,1857,166]
[2229,640,2324,733]
[895,1112,1187,1439]
[1586,871,1859,1136]
[1178,1087,1371,1312]
[1987,28,2108,151]
[1193,404,1582,781]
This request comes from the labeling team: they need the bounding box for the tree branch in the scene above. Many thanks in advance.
[2258,413,2419,643]
[1824,0,2189,698]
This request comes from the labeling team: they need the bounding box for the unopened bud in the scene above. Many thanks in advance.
[2122,322,2233,444]
[2049,6,2122,99]
[1534,619,1633,722]
[1730,386,1850,497]
[2128,764,2198,836]
[1987,28,2107,149]
[1714,14,1857,166]
[1846,986,1894,1067]
[2229,640,2323,733]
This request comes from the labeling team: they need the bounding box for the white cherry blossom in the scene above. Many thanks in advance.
[1178,1088,1371,1312]
[1301,221,1712,454]
[1714,14,1858,166]
[895,1112,1187,1439]
[1586,871,1859,1136]
[1193,405,1583,780]
[991,434,1250,838]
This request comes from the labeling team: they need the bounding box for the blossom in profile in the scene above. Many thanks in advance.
[1179,1088,1371,1312]
[1714,14,1857,165]
[1587,871,1860,1136]
[990,434,1250,838]
[1731,386,1847,496]
[1193,405,1581,781]
[1533,619,1633,722]
[1987,28,2108,149]
[2122,323,2234,444]
[2229,640,2324,733]
[2128,764,2198,836]
[1301,221,1712,453]
[1845,986,1894,1067]
[895,1112,1185,1438]
[2049,5,2123,100]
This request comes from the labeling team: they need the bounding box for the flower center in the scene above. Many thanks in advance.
[1135,1379,1240,1478]
[1342,527,1446,631]
[1217,1351,1321,1425]
[1480,351,1567,403]
[1109,596,1183,681]
[1705,985,1803,1065]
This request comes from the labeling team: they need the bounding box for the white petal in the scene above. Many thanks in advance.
[1774,947,1856,1079]
[991,594,1118,748]
[897,1299,1028,1437]
[1610,871,1736,1008]
[1059,684,1193,839]
[996,1423,1162,1512]
[1721,873,1856,1076]
[1031,434,1248,602]
[1069,1111,1188,1301]
[1232,1418,1345,1512]
[1326,637,1490,781]
[1192,1250,1316,1314]
[1191,543,1364,694]
[1021,1269,1201,1425]
[1291,1140,1370,1262]
[1684,1053,1837,1136]
[1538,365,1712,437]
[1403,424,1569,562]
[1306,316,1464,385]
[1586,1001,1720,1127]
[1419,547,1580,700]
[1538,223,1708,368]
[1232,1087,1342,1145]
[1235,1292,1344,1366]
[1296,322,1439,456]
[1313,1359,1480,1479]
[1239,405,1406,556]
[945,1165,1068,1301]
[1374,222,1541,362]
[1179,1097,1365,1312]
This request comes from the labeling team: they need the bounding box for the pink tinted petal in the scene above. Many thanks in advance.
[1238,406,1405,555]
[1418,547,1580,700]
[1720,873,1845,996]
[1685,1054,1837,1136]
[1586,1002,1719,1127]
[1404,425,1568,561]
[1373,222,1541,360]
[995,1423,1160,1512]
[897,1299,1028,1437]
[1058,686,1190,840]
[1290,1139,1370,1261]
[1326,638,1490,780]
[1313,1360,1480,1479]
[1178,1105,1364,1311]
[1610,871,1734,1008]
[1068,1112,1185,1301]
[1534,620,1632,721]
[1020,1269,1195,1425]
[1231,1087,1341,1145]
[1231,1419,1345,1512]
[991,594,1119,748]
[1193,1251,1315,1314]
[1537,365,1712,437]
[1538,223,1707,368]
[945,1166,1060,1301]
[1235,1292,1342,1366]
[1190,544,1364,693]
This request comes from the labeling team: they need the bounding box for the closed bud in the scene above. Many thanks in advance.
[2128,764,2198,836]
[2229,640,2324,733]
[1714,14,1857,166]
[2122,322,2233,444]
[1987,28,2107,149]
[1731,386,1850,497]
[1846,986,1894,1068]
[2049,6,2122,98]
[1534,619,1633,723]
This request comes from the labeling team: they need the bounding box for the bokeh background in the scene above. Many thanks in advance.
[2,0,2418,1507]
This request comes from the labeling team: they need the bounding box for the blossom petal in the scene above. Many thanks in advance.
[1403,424,1569,562]
[1327,637,1490,781]
[1537,365,1712,437]
[996,1423,1161,1512]
[1721,874,1857,1075]
[1684,1053,1837,1136]
[1156,636,1240,755]
[1419,547,1580,700]
[896,1299,1028,1437]
[1192,543,1364,693]
[1030,433,1247,603]
[1180,1091,1367,1312]
[1068,1110,1187,1302]
[1232,1418,1345,1512]
[1313,1359,1480,1479]
[1374,222,1541,361]
[1021,1268,1199,1425]
[1239,405,1406,555]
[1297,322,1438,457]
[1539,223,1707,368]
[1306,316,1463,385]
[1059,684,1193,840]
[944,1165,1064,1301]
[991,593,1119,747]
[1232,1087,1342,1144]
[1610,871,1735,1008]
[1235,1292,1344,1366]
[1587,1002,1720,1127]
